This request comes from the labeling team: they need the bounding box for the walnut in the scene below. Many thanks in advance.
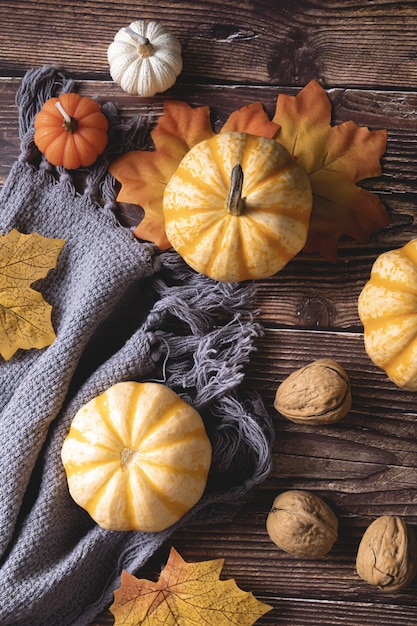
[266,490,338,557]
[274,358,351,425]
[356,515,417,592]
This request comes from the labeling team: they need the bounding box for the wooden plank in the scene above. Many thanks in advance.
[0,80,416,193]
[2,79,416,191]
[1,0,417,89]
[1,79,417,332]
[2,2,417,624]
[89,332,417,624]
[88,326,417,624]
[91,512,417,624]
[245,328,417,507]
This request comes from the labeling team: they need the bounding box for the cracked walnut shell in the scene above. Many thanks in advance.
[356,515,417,592]
[266,490,338,558]
[274,359,351,425]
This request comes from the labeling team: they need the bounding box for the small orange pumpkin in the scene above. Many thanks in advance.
[34,93,109,170]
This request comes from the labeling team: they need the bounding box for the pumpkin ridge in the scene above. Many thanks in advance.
[132,464,192,520]
[207,136,240,193]
[138,426,210,456]
[82,465,123,514]
[77,112,109,129]
[64,425,119,454]
[71,98,98,121]
[37,99,63,122]
[238,133,275,176]
[125,382,149,446]
[131,396,191,448]
[401,240,417,267]
[138,59,156,94]
[65,459,119,476]
[234,217,252,280]
[168,216,230,271]
[244,163,295,198]
[59,92,81,118]
[201,218,237,278]
[94,392,128,447]
[44,132,70,162]
[362,311,417,330]
[76,128,108,154]
[173,167,226,202]
[34,127,64,147]
[367,273,417,297]
[124,470,139,529]
[241,213,299,259]
[245,199,310,220]
[137,456,209,480]
[384,332,417,381]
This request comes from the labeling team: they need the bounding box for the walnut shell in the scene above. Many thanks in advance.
[274,358,351,425]
[356,515,417,592]
[266,490,338,558]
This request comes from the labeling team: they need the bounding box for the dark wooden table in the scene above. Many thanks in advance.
[2,1,417,624]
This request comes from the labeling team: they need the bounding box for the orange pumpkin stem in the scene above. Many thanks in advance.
[227,164,245,216]
[123,26,155,57]
[55,100,78,133]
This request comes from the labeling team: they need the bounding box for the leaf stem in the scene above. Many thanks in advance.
[226,164,245,216]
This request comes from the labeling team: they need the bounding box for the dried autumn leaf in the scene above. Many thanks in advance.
[110,547,272,625]
[110,101,214,249]
[272,79,390,261]
[0,229,65,360]
[109,99,279,249]
[221,101,280,137]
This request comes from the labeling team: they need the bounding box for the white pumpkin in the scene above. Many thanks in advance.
[61,381,212,532]
[107,20,183,96]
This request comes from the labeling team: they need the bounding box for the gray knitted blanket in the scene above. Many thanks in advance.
[0,67,274,626]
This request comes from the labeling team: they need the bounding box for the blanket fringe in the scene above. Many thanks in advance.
[143,250,275,491]
[15,65,151,214]
[14,66,275,494]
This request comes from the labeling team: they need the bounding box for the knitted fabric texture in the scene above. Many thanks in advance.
[0,66,274,626]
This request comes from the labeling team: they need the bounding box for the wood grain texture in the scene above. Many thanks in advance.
[2,0,417,88]
[2,0,417,624]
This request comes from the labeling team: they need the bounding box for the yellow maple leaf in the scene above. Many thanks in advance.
[110,547,272,625]
[0,229,65,360]
[272,79,390,261]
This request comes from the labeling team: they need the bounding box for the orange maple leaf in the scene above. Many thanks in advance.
[109,100,279,249]
[221,101,280,137]
[272,79,390,261]
[110,82,389,263]
[0,229,65,360]
[110,547,272,625]
[110,101,214,249]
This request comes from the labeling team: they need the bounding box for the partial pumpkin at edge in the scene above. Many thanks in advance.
[358,238,417,391]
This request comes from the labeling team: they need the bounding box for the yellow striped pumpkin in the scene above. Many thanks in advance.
[358,239,417,391]
[163,132,313,282]
[61,381,212,532]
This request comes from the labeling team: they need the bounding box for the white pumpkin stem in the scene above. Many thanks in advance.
[55,100,78,133]
[123,26,155,57]
[227,164,245,216]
